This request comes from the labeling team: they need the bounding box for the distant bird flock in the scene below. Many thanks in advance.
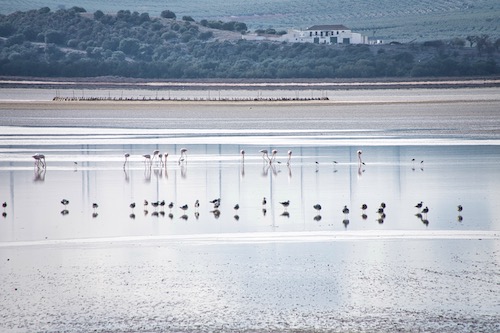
[1,148,463,225]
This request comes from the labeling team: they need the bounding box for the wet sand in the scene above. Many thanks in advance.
[0,86,500,332]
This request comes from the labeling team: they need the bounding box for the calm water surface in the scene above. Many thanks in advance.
[1,129,499,243]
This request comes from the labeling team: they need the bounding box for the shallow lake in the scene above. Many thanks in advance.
[1,127,499,243]
[0,87,499,332]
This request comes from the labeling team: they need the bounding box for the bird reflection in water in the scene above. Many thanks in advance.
[33,167,46,182]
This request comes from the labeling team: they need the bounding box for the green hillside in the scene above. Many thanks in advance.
[0,7,498,79]
[0,0,499,42]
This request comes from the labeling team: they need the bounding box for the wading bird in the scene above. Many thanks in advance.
[123,153,130,168]
[143,154,151,166]
[313,204,322,212]
[280,200,290,210]
[259,149,270,163]
[178,148,188,164]
[152,150,160,165]
[357,150,365,165]
[286,150,292,166]
[32,153,46,168]
[270,149,278,163]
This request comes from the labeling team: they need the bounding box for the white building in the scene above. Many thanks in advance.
[243,25,369,45]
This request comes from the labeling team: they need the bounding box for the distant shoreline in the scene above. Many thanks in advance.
[1,76,500,90]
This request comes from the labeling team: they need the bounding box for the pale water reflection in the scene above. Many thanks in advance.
[1,141,499,243]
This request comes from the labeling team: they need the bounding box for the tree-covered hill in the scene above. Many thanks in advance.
[0,7,498,79]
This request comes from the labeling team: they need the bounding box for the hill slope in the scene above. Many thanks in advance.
[0,8,498,79]
[0,0,499,42]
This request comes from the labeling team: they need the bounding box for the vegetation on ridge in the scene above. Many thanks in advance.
[0,7,498,79]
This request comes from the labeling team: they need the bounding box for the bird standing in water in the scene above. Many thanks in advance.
[286,150,292,166]
[123,153,130,168]
[178,148,188,164]
[280,200,290,210]
[357,150,365,165]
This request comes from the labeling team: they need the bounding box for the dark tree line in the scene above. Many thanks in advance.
[0,7,498,79]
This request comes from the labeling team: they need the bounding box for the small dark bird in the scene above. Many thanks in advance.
[168,202,174,210]
[144,200,148,206]
[342,205,349,215]
[422,206,429,215]
[92,203,98,210]
[234,204,240,210]
[179,204,188,211]
[151,201,159,208]
[380,202,386,209]
[129,202,136,209]
[313,204,322,211]
[376,207,384,214]
[361,204,368,210]
[262,197,267,206]
[194,200,200,209]
[415,201,423,209]
[159,200,165,207]
[457,205,463,212]
[61,199,69,206]
[2,202,6,209]
[280,200,290,209]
